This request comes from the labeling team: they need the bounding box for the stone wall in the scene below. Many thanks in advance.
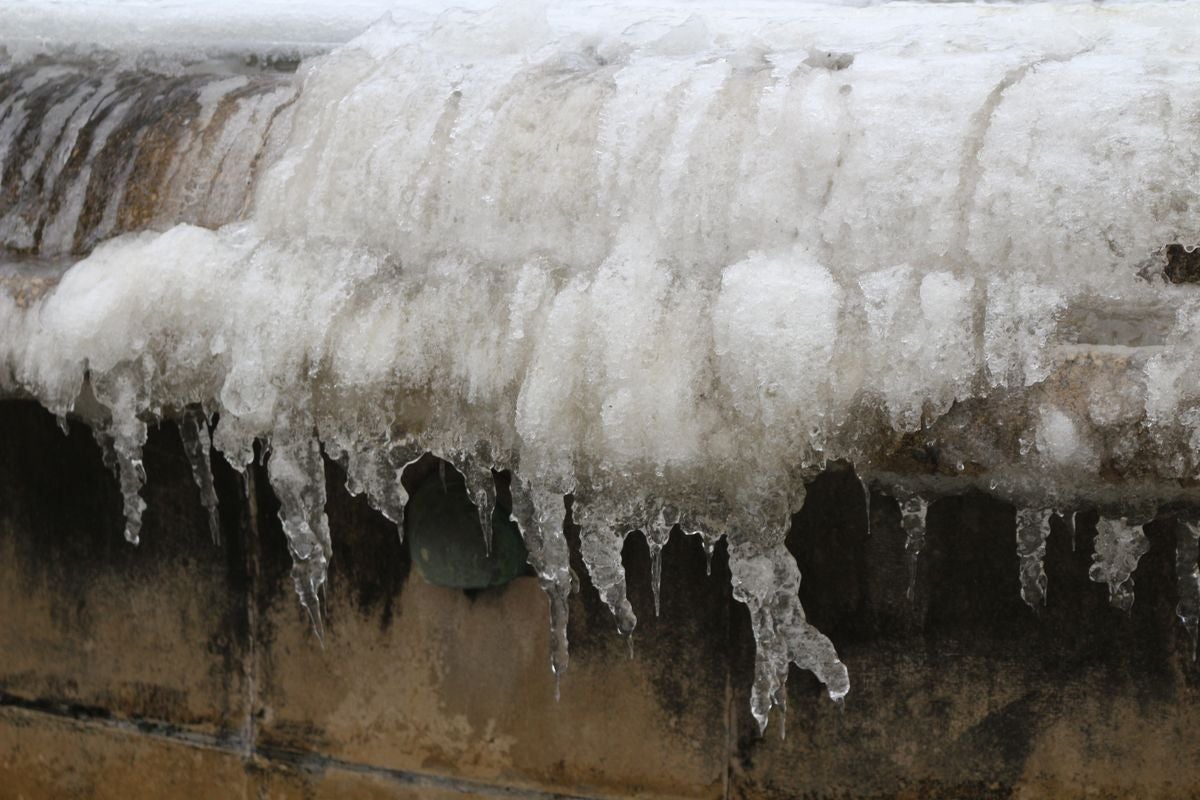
[2,397,1199,799]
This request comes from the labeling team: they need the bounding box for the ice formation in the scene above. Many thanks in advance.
[2,0,1200,733]
[1177,519,1200,658]
[1015,509,1051,609]
[180,406,221,545]
[1089,517,1151,613]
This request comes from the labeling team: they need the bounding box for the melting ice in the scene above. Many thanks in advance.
[2,0,1200,733]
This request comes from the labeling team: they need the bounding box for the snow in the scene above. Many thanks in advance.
[2,0,1199,733]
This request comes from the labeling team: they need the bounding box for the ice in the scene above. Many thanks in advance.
[1177,519,1200,659]
[179,406,221,545]
[896,491,928,602]
[509,476,572,696]
[1089,517,1151,613]
[727,497,848,735]
[85,370,149,546]
[1015,508,1050,609]
[266,423,333,641]
[2,0,1200,734]
[325,432,423,541]
[574,490,639,637]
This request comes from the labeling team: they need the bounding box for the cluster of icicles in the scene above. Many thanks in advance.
[3,0,1200,735]
[90,402,1200,734]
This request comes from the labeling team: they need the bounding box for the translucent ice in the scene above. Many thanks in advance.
[180,406,221,545]
[1015,509,1050,609]
[267,425,333,641]
[574,490,639,637]
[897,492,928,602]
[2,0,1200,734]
[728,500,848,734]
[1089,517,1151,613]
[509,476,572,694]
[1177,519,1200,659]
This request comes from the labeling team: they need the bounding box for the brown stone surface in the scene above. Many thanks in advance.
[0,707,251,799]
[0,401,249,735]
[4,399,1200,798]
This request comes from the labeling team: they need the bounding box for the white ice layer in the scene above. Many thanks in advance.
[3,1,1200,732]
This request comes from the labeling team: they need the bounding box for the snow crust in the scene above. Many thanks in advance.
[3,0,1200,732]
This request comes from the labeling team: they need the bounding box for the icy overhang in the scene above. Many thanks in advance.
[2,0,1200,734]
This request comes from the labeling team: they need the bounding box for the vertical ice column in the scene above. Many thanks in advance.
[646,503,677,617]
[267,432,333,641]
[1089,516,1151,612]
[1177,519,1200,658]
[179,407,221,544]
[574,492,638,637]
[448,445,498,554]
[510,475,573,695]
[727,502,848,735]
[91,372,149,546]
[896,491,929,602]
[1015,508,1051,609]
[330,435,422,542]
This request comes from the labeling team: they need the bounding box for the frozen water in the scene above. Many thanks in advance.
[2,0,1199,732]
[180,406,221,545]
[1089,517,1151,613]
[897,492,928,602]
[1177,519,1200,659]
[1015,509,1050,609]
[728,496,849,735]
[267,420,334,641]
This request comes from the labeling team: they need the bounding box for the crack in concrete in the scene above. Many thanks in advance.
[0,692,608,800]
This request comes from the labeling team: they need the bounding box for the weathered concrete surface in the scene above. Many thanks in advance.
[3,399,1200,798]
[0,706,252,799]
[0,401,249,735]
[252,459,731,799]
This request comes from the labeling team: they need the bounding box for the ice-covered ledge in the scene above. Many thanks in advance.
[2,0,1199,734]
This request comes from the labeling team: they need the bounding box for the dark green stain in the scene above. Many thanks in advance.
[405,466,528,589]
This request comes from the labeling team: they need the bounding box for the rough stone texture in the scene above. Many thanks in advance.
[0,401,249,735]
[2,399,1200,798]
[0,706,252,799]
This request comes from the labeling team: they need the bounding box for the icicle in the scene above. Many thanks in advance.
[728,531,848,735]
[861,476,871,537]
[1015,508,1050,609]
[1062,510,1076,552]
[682,521,722,577]
[91,373,149,546]
[700,535,716,575]
[895,490,928,602]
[448,447,497,554]
[510,475,573,694]
[179,407,221,545]
[646,503,677,617]
[337,436,422,543]
[266,433,333,642]
[56,414,70,436]
[1176,518,1200,659]
[681,496,727,578]
[575,493,637,637]
[1089,516,1150,612]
